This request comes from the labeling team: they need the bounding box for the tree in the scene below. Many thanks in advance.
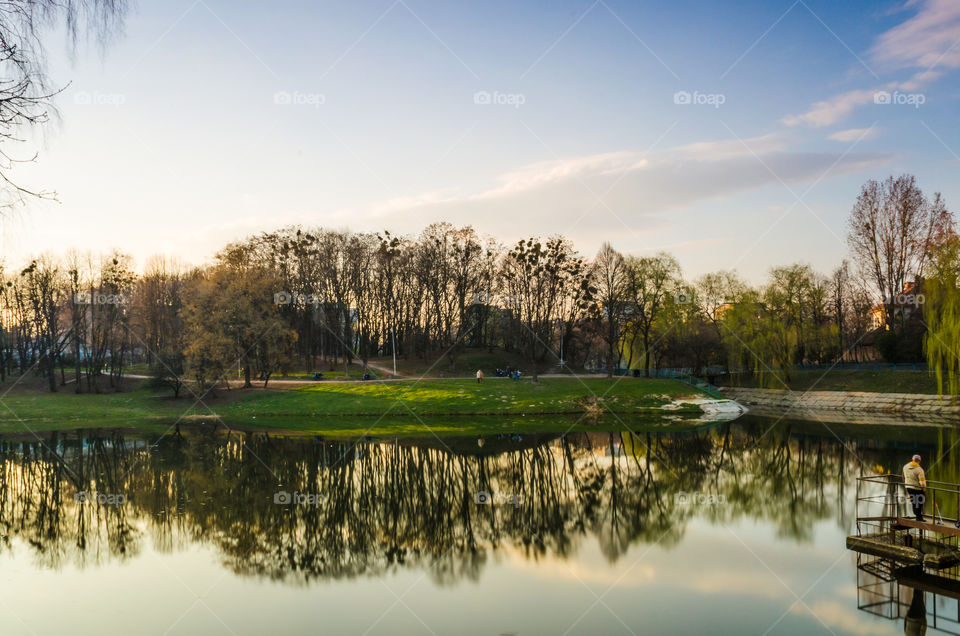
[593,242,626,376]
[186,249,297,390]
[623,253,680,377]
[847,174,953,332]
[21,257,68,391]
[722,288,793,387]
[500,237,586,381]
[0,0,128,211]
[924,237,960,396]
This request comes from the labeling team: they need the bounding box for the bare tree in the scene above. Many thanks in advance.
[593,242,626,376]
[0,0,128,210]
[847,174,953,332]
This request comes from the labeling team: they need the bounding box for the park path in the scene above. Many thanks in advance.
[123,372,577,388]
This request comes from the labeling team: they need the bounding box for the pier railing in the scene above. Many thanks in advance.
[857,474,960,528]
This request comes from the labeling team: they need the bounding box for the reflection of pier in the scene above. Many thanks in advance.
[849,474,960,634]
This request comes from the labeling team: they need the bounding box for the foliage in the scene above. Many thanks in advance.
[924,238,960,396]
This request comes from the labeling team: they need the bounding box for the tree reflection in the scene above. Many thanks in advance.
[0,418,907,583]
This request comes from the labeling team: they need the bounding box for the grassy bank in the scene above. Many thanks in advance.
[0,377,706,435]
[722,369,938,394]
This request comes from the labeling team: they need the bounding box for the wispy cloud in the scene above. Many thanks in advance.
[871,0,960,69]
[828,127,880,142]
[346,134,893,252]
[783,0,959,128]
[783,88,879,128]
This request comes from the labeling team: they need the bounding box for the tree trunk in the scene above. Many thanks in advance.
[643,330,652,378]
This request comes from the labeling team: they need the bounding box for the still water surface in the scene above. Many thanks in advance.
[0,417,956,635]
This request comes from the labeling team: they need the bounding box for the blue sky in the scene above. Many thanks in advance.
[5,0,960,282]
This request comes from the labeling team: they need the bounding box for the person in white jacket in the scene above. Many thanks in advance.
[903,454,927,522]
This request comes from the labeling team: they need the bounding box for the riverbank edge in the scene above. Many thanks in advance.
[720,386,960,420]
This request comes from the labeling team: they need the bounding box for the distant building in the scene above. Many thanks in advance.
[868,281,923,329]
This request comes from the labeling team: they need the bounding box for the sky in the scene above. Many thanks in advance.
[2,0,959,283]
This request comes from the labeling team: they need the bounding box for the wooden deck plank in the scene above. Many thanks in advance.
[897,516,960,536]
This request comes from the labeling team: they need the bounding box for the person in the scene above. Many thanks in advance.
[903,454,927,522]
[476,369,484,384]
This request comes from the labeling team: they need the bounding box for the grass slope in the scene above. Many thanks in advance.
[211,377,698,418]
[725,369,938,394]
[0,377,704,435]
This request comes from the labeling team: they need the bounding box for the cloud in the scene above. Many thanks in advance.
[782,89,879,128]
[870,0,960,69]
[344,134,893,254]
[782,69,939,128]
[783,0,958,128]
[828,127,880,142]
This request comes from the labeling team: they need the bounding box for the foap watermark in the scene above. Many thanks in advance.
[473,90,526,109]
[274,90,325,108]
[76,491,126,506]
[883,293,925,307]
[74,91,126,107]
[474,490,524,506]
[274,291,324,306]
[673,90,725,108]
[74,291,127,305]
[274,491,327,505]
[874,90,925,108]
[675,491,725,505]
[884,492,925,507]
[473,291,523,308]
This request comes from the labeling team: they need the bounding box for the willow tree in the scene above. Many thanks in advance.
[722,289,794,388]
[924,239,960,397]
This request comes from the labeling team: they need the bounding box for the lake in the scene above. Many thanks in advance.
[0,416,956,635]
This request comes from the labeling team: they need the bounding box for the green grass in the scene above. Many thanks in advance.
[209,377,700,418]
[724,369,939,394]
[0,377,706,435]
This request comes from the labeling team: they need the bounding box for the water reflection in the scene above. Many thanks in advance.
[6,417,960,633]
[0,418,918,583]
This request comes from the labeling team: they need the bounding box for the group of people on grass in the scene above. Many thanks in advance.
[475,367,522,383]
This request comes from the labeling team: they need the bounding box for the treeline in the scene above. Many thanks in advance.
[0,173,953,393]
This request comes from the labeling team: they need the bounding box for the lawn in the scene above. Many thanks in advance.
[0,377,706,435]
[210,377,700,418]
[722,369,939,394]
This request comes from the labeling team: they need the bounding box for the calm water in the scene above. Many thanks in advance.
[0,418,957,635]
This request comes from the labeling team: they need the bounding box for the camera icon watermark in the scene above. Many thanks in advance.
[874,90,925,108]
[673,90,725,109]
[673,291,693,305]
